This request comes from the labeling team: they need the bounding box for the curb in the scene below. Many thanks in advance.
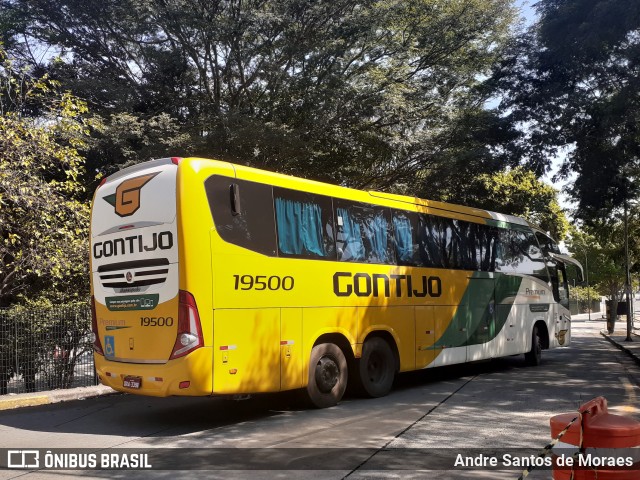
[0,385,117,412]
[600,331,640,368]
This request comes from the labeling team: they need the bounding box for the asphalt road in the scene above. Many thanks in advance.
[1,316,639,480]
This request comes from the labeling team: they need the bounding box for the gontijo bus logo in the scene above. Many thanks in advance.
[103,172,159,217]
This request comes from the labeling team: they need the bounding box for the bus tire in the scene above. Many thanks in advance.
[356,337,395,398]
[525,326,542,366]
[305,343,348,408]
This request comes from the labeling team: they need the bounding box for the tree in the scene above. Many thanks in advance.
[570,285,599,312]
[490,0,640,222]
[87,112,193,180]
[6,0,518,190]
[0,45,90,307]
[567,217,640,330]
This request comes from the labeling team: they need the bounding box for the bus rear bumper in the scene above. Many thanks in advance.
[94,347,213,397]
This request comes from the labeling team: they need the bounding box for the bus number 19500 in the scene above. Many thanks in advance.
[233,275,294,291]
[140,317,174,326]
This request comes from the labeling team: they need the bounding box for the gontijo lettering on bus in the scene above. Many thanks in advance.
[333,272,442,298]
[92,232,174,259]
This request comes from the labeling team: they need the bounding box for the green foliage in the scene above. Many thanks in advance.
[490,0,640,222]
[8,0,518,188]
[569,285,598,303]
[0,46,90,306]
[567,223,639,301]
[0,1,25,54]
[87,112,193,181]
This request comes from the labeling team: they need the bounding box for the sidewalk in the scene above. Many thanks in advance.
[0,384,115,411]
[595,312,640,367]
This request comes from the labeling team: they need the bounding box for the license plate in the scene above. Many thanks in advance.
[123,376,142,389]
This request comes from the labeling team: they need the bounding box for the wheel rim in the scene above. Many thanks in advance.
[366,351,386,384]
[315,355,340,393]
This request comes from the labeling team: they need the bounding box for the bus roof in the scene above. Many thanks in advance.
[112,157,534,231]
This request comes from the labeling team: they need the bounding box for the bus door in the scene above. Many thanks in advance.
[466,274,496,361]
[551,261,571,347]
[548,252,581,347]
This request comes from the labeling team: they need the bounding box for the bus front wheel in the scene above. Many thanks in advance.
[356,337,395,397]
[525,326,542,366]
[305,343,348,408]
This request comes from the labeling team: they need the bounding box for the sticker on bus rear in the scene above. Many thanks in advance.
[106,294,159,311]
[104,336,115,358]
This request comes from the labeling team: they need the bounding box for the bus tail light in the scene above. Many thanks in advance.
[170,290,204,360]
[90,296,104,355]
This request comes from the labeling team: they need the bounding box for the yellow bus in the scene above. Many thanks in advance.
[90,157,582,408]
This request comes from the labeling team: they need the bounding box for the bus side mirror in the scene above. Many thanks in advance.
[575,264,584,283]
[564,262,584,284]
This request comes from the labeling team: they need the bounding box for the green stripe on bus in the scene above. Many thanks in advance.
[432,273,522,348]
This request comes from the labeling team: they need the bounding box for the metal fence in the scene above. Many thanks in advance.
[569,299,601,316]
[0,303,97,395]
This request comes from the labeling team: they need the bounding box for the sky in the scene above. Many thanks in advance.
[516,0,538,26]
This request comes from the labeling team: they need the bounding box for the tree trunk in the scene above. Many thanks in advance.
[608,298,618,333]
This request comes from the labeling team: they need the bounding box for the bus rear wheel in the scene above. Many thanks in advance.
[305,343,348,408]
[356,337,395,398]
[525,326,542,366]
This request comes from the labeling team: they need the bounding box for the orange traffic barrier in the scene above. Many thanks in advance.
[549,397,640,479]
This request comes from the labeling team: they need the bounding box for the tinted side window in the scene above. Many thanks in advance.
[535,231,561,256]
[417,215,481,270]
[556,263,570,308]
[457,220,479,270]
[512,229,549,282]
[495,228,513,272]
[418,215,452,268]
[495,228,549,281]
[205,175,277,256]
[392,211,497,271]
[335,201,393,264]
[476,224,499,272]
[391,210,422,266]
[273,187,336,260]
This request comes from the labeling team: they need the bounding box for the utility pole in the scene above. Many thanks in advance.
[625,198,633,341]
[585,251,591,322]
